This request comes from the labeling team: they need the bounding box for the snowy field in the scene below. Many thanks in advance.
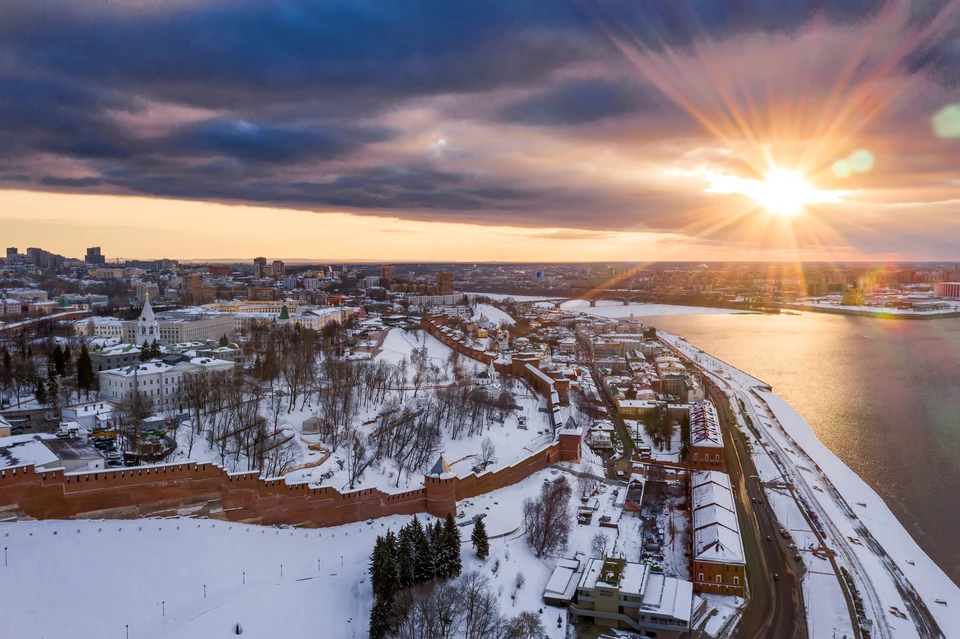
[661,331,960,639]
[377,327,485,378]
[473,303,516,327]
[465,293,559,302]
[560,299,741,318]
[0,468,601,639]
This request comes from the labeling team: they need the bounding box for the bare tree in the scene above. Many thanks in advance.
[477,437,497,471]
[577,475,599,500]
[345,429,374,489]
[523,476,572,558]
[591,532,609,559]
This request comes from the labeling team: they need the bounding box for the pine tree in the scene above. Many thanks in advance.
[370,534,400,603]
[411,516,435,584]
[34,379,47,405]
[396,525,416,588]
[433,520,450,578]
[443,513,462,578]
[368,595,392,639]
[52,345,65,376]
[472,517,490,560]
[77,345,94,400]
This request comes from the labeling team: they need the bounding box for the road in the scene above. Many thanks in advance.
[708,382,807,639]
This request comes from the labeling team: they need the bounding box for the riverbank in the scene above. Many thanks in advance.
[782,303,960,320]
[663,332,960,638]
[465,287,960,320]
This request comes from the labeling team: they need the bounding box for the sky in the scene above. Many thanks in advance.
[1,0,959,262]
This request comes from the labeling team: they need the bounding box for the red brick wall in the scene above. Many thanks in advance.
[0,431,582,528]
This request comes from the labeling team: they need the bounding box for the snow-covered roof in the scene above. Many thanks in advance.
[543,558,582,603]
[103,360,176,377]
[640,573,693,623]
[690,401,722,448]
[691,470,744,565]
[694,523,745,565]
[0,434,61,470]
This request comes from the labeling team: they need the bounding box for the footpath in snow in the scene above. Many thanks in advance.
[662,332,960,639]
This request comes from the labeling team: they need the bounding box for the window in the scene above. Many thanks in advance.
[716,575,722,583]
[733,576,739,585]
[698,573,704,582]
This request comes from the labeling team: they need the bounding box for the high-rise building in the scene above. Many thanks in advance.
[6,247,17,260]
[253,256,267,279]
[85,247,106,265]
[436,272,455,295]
[135,282,160,306]
[272,260,285,277]
[381,265,396,282]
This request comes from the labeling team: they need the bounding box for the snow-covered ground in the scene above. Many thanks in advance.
[560,300,742,318]
[473,303,515,327]
[377,327,485,379]
[661,332,960,639]
[628,419,684,463]
[465,293,559,302]
[1,516,391,639]
[0,469,599,639]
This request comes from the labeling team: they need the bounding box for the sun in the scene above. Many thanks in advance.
[704,166,847,217]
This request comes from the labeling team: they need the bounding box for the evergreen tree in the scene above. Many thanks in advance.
[443,513,462,578]
[370,534,400,603]
[411,516,435,584]
[34,379,47,405]
[52,345,65,376]
[63,345,72,365]
[471,517,490,560]
[396,525,416,588]
[77,345,94,400]
[432,520,450,578]
[0,349,12,393]
[368,595,392,639]
[46,361,60,415]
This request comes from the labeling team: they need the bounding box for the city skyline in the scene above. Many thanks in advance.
[2,0,960,261]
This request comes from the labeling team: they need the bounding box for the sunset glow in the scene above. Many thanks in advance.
[705,167,849,218]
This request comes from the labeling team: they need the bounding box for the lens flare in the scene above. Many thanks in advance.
[705,167,848,217]
[932,104,960,139]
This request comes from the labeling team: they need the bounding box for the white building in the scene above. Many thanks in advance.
[569,557,693,633]
[133,294,160,345]
[935,282,960,299]
[98,357,234,411]
[73,316,125,339]
[122,300,235,345]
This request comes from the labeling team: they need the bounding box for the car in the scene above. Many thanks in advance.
[106,459,123,467]
[11,427,24,435]
[787,543,796,549]
[773,573,780,581]
[794,554,802,562]
[766,535,772,541]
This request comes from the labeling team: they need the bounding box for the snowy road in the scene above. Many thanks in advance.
[662,331,959,639]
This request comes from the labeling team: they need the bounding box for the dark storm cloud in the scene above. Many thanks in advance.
[0,0,956,243]
[163,119,395,164]
[40,176,103,188]
[498,79,656,126]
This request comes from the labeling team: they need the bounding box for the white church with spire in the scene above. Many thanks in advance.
[135,294,159,346]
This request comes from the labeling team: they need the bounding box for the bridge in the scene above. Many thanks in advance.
[479,290,725,308]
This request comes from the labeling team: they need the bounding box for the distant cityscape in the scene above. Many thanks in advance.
[2,246,960,331]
